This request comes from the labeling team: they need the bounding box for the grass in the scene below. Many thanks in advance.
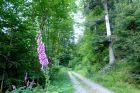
[92,74,140,93]
[47,67,74,93]
[90,62,140,93]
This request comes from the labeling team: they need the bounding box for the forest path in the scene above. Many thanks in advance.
[68,71,114,93]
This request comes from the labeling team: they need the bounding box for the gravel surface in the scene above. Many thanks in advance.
[68,71,87,93]
[68,71,114,93]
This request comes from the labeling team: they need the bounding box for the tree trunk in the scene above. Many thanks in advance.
[109,41,115,64]
[103,0,115,64]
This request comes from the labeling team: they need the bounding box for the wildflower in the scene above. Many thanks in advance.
[37,33,49,70]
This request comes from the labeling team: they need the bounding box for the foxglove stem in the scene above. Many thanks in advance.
[41,65,44,71]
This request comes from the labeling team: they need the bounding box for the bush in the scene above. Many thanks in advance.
[6,86,46,93]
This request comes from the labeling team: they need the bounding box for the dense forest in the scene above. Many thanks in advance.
[1,0,140,93]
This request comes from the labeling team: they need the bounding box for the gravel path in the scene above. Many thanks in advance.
[68,71,87,93]
[68,71,114,93]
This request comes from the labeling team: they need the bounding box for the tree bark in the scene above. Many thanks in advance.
[103,0,115,64]
[109,41,115,64]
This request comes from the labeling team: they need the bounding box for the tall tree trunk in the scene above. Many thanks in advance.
[103,0,115,64]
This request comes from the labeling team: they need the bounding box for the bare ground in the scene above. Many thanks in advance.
[68,71,114,93]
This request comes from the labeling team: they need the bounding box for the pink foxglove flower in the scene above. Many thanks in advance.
[37,34,49,70]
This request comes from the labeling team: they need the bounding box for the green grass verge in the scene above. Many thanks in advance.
[91,62,140,93]
[47,67,74,93]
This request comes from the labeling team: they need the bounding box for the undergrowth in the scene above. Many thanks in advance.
[7,66,73,93]
[91,61,140,93]
[47,66,73,93]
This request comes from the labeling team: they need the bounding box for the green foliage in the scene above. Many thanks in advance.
[3,0,140,92]
[57,53,72,66]
[0,0,75,92]
[32,0,75,67]
[71,0,140,91]
[0,0,46,92]
[110,1,140,84]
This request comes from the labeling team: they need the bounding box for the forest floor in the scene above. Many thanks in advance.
[68,71,114,93]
